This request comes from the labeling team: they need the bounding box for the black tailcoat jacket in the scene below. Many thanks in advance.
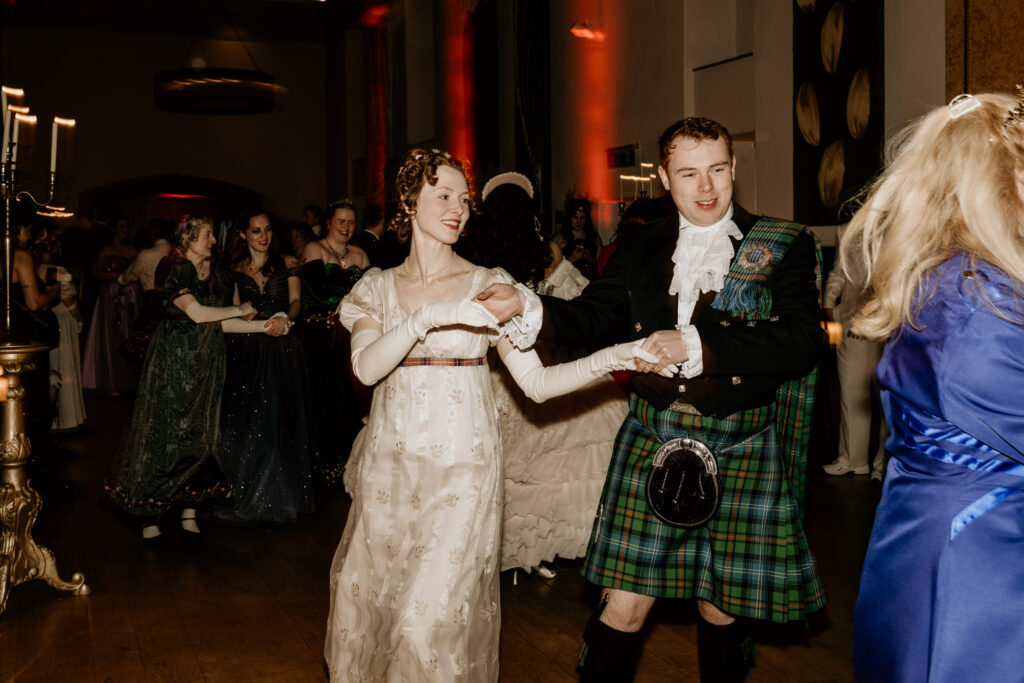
[541,204,823,418]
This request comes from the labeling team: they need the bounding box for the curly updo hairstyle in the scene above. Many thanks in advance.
[388,148,475,241]
[177,215,214,252]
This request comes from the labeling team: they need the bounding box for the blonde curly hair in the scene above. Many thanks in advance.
[176,215,214,251]
[841,92,1024,341]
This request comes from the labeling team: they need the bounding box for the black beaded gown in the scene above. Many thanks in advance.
[219,265,316,521]
[106,258,233,516]
[298,260,367,483]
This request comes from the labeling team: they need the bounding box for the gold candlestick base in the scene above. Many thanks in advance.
[0,340,88,616]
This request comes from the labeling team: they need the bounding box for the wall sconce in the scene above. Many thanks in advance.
[569,21,605,41]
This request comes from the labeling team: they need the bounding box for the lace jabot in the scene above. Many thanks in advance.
[668,206,743,327]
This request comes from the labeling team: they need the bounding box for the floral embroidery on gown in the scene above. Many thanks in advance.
[326,265,518,682]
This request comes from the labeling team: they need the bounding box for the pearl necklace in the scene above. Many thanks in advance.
[399,257,454,281]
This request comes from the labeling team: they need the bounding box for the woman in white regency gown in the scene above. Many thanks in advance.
[325,149,654,681]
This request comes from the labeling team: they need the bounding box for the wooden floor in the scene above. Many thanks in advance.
[0,387,879,682]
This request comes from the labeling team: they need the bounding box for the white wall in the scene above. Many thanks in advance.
[3,27,326,220]
[884,0,946,139]
[751,0,794,220]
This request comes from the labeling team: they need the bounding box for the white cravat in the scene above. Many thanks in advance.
[668,205,742,378]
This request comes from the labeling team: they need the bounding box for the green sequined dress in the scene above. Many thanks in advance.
[106,257,234,516]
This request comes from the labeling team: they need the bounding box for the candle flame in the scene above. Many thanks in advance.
[14,113,37,124]
[54,117,76,127]
[7,104,29,114]
[0,86,24,96]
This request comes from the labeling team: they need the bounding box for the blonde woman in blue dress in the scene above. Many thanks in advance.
[325,148,655,681]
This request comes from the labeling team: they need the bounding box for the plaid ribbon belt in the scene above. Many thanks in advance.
[398,356,487,367]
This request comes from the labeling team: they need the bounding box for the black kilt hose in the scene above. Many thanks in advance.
[582,395,827,623]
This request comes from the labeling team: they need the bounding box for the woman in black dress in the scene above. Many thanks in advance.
[218,210,315,522]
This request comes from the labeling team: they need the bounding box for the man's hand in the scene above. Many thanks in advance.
[474,283,525,323]
[637,330,688,375]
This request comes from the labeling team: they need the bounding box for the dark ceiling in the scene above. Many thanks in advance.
[1,0,380,43]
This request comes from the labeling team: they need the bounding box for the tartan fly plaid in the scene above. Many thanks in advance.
[582,395,827,623]
[398,356,487,367]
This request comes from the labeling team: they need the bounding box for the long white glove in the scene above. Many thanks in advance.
[221,312,291,335]
[350,299,499,386]
[185,301,255,323]
[501,339,659,403]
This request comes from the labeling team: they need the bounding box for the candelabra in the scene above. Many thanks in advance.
[0,85,88,616]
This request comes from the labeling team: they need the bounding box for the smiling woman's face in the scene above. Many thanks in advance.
[245,213,272,254]
[410,164,471,244]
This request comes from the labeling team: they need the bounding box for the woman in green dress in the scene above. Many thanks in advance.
[299,200,370,483]
[106,216,267,542]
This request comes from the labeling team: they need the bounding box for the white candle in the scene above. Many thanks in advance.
[1,106,9,163]
[11,114,37,165]
[1,92,7,159]
[10,114,19,164]
[50,119,58,174]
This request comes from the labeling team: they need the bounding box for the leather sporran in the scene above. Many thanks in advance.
[645,437,721,528]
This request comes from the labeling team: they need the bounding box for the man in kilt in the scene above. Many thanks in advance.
[476,116,826,681]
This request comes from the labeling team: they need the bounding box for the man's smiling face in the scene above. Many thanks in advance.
[658,135,736,226]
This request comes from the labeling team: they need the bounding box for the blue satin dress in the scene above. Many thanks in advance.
[855,254,1024,682]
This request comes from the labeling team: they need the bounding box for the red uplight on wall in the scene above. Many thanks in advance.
[360,4,389,27]
[442,0,475,169]
[366,8,389,212]
[569,0,620,201]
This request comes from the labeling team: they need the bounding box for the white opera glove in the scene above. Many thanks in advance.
[350,299,499,386]
[502,339,655,403]
[269,311,293,335]
[407,299,499,340]
[222,318,273,334]
[184,301,255,324]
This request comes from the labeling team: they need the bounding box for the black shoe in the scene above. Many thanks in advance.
[697,618,754,683]
[180,510,202,541]
[141,524,163,548]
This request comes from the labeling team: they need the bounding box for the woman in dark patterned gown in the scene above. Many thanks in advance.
[299,199,370,483]
[106,217,263,542]
[218,210,314,522]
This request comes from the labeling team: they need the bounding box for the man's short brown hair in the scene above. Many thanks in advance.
[658,117,734,167]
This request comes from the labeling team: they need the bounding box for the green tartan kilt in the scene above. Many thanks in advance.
[582,395,827,623]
